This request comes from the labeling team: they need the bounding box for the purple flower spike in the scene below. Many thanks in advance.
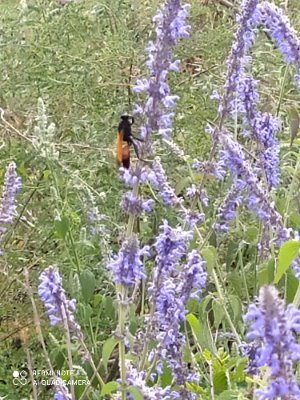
[108,235,149,287]
[133,0,190,151]
[0,162,22,225]
[148,157,180,207]
[244,285,300,399]
[147,221,206,393]
[0,162,22,254]
[258,2,300,66]
[121,192,154,215]
[38,266,82,340]
[53,379,72,400]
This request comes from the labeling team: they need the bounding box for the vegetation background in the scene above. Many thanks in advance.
[0,0,299,399]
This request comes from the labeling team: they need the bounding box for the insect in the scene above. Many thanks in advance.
[116,114,143,168]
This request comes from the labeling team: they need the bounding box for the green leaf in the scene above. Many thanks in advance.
[245,227,258,244]
[214,371,228,394]
[103,295,116,319]
[217,390,240,399]
[187,313,217,355]
[128,386,144,400]
[212,299,223,327]
[226,241,238,270]
[274,240,300,283]
[285,269,299,303]
[54,215,69,239]
[201,246,217,274]
[159,363,172,386]
[175,176,192,195]
[287,107,300,146]
[80,269,95,303]
[100,381,118,396]
[102,337,119,372]
[258,260,275,286]
[228,295,242,322]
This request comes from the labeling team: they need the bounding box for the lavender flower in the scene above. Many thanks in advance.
[38,266,82,339]
[183,209,204,228]
[292,257,300,279]
[148,221,206,393]
[215,182,244,231]
[121,192,154,215]
[53,379,72,400]
[120,164,153,187]
[124,360,179,400]
[192,158,225,180]
[217,0,300,189]
[237,75,281,187]
[0,162,22,224]
[216,129,284,242]
[257,2,300,67]
[244,285,300,399]
[177,250,207,303]
[134,0,190,142]
[151,220,193,276]
[219,0,260,117]
[148,157,180,206]
[108,235,149,287]
[0,162,22,253]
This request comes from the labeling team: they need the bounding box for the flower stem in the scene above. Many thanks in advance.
[118,181,140,398]
[212,269,242,345]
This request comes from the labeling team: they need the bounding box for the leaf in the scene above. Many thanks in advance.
[228,295,242,322]
[159,363,172,386]
[175,176,192,195]
[214,371,228,395]
[128,386,144,400]
[103,295,116,319]
[187,313,217,355]
[100,381,118,397]
[225,241,238,270]
[245,227,258,244]
[285,269,299,303]
[217,390,240,399]
[212,299,223,327]
[274,240,300,283]
[287,107,300,146]
[258,260,274,286]
[80,269,95,303]
[201,246,217,274]
[54,215,69,239]
[102,337,119,372]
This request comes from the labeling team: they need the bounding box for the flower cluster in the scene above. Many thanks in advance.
[38,266,83,340]
[121,192,154,215]
[0,162,22,254]
[236,76,281,187]
[217,0,300,193]
[244,285,300,399]
[216,129,284,234]
[219,0,260,118]
[148,221,206,392]
[148,157,180,206]
[134,0,190,142]
[53,379,72,400]
[257,2,300,67]
[120,0,191,214]
[108,235,149,287]
[112,360,180,400]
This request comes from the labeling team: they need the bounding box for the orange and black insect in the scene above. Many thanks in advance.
[116,114,143,168]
